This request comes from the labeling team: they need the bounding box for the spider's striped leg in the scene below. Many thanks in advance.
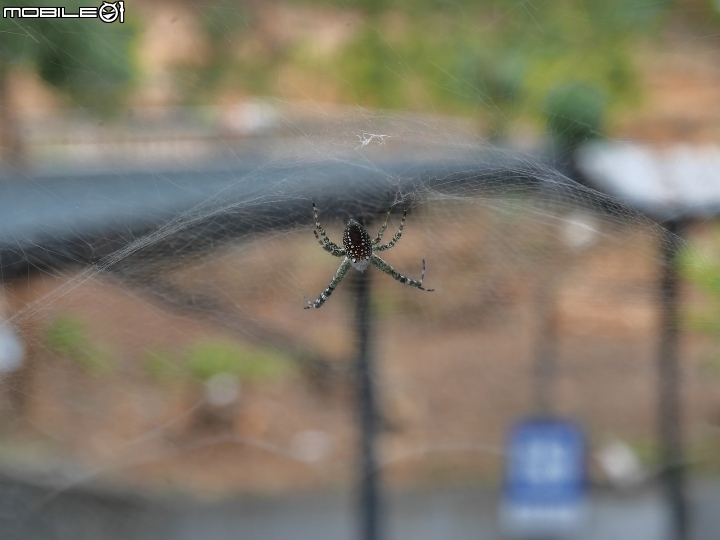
[371,254,433,291]
[314,230,345,257]
[374,209,407,252]
[304,259,352,309]
[372,207,392,245]
[312,202,343,253]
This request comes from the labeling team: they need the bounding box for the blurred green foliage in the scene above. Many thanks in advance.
[0,0,136,114]
[0,0,693,136]
[678,231,720,378]
[187,340,294,382]
[679,235,720,334]
[544,83,606,152]
[145,339,297,384]
[146,340,295,384]
[175,0,273,102]
[188,0,681,137]
[46,315,114,372]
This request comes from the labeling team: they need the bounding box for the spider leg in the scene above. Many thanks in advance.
[312,202,344,253]
[314,230,346,257]
[372,207,392,245]
[374,209,407,252]
[371,254,433,291]
[303,259,352,309]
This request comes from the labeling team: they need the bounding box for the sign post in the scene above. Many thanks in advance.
[500,418,588,539]
[353,269,381,540]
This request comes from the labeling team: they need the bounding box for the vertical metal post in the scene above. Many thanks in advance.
[353,269,381,540]
[658,220,688,540]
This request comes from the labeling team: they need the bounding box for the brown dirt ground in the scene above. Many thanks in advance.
[1,203,719,499]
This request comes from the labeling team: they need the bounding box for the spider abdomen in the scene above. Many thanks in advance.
[343,219,372,271]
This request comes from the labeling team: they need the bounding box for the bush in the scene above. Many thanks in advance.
[186,340,294,382]
[46,315,113,372]
[544,83,606,152]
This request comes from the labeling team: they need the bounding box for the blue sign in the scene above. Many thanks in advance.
[500,418,588,537]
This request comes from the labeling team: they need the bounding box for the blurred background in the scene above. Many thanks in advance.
[1,0,720,539]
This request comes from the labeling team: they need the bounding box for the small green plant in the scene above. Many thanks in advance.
[46,315,113,372]
[544,83,606,152]
[186,340,294,382]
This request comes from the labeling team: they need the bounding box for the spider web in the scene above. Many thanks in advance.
[0,1,718,539]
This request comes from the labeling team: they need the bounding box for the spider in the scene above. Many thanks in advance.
[303,202,433,309]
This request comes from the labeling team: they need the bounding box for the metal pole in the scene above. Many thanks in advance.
[353,268,381,540]
[658,220,688,540]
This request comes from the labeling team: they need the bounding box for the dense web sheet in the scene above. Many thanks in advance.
[0,1,719,539]
[0,110,674,483]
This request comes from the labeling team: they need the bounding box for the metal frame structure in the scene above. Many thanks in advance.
[0,150,693,540]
